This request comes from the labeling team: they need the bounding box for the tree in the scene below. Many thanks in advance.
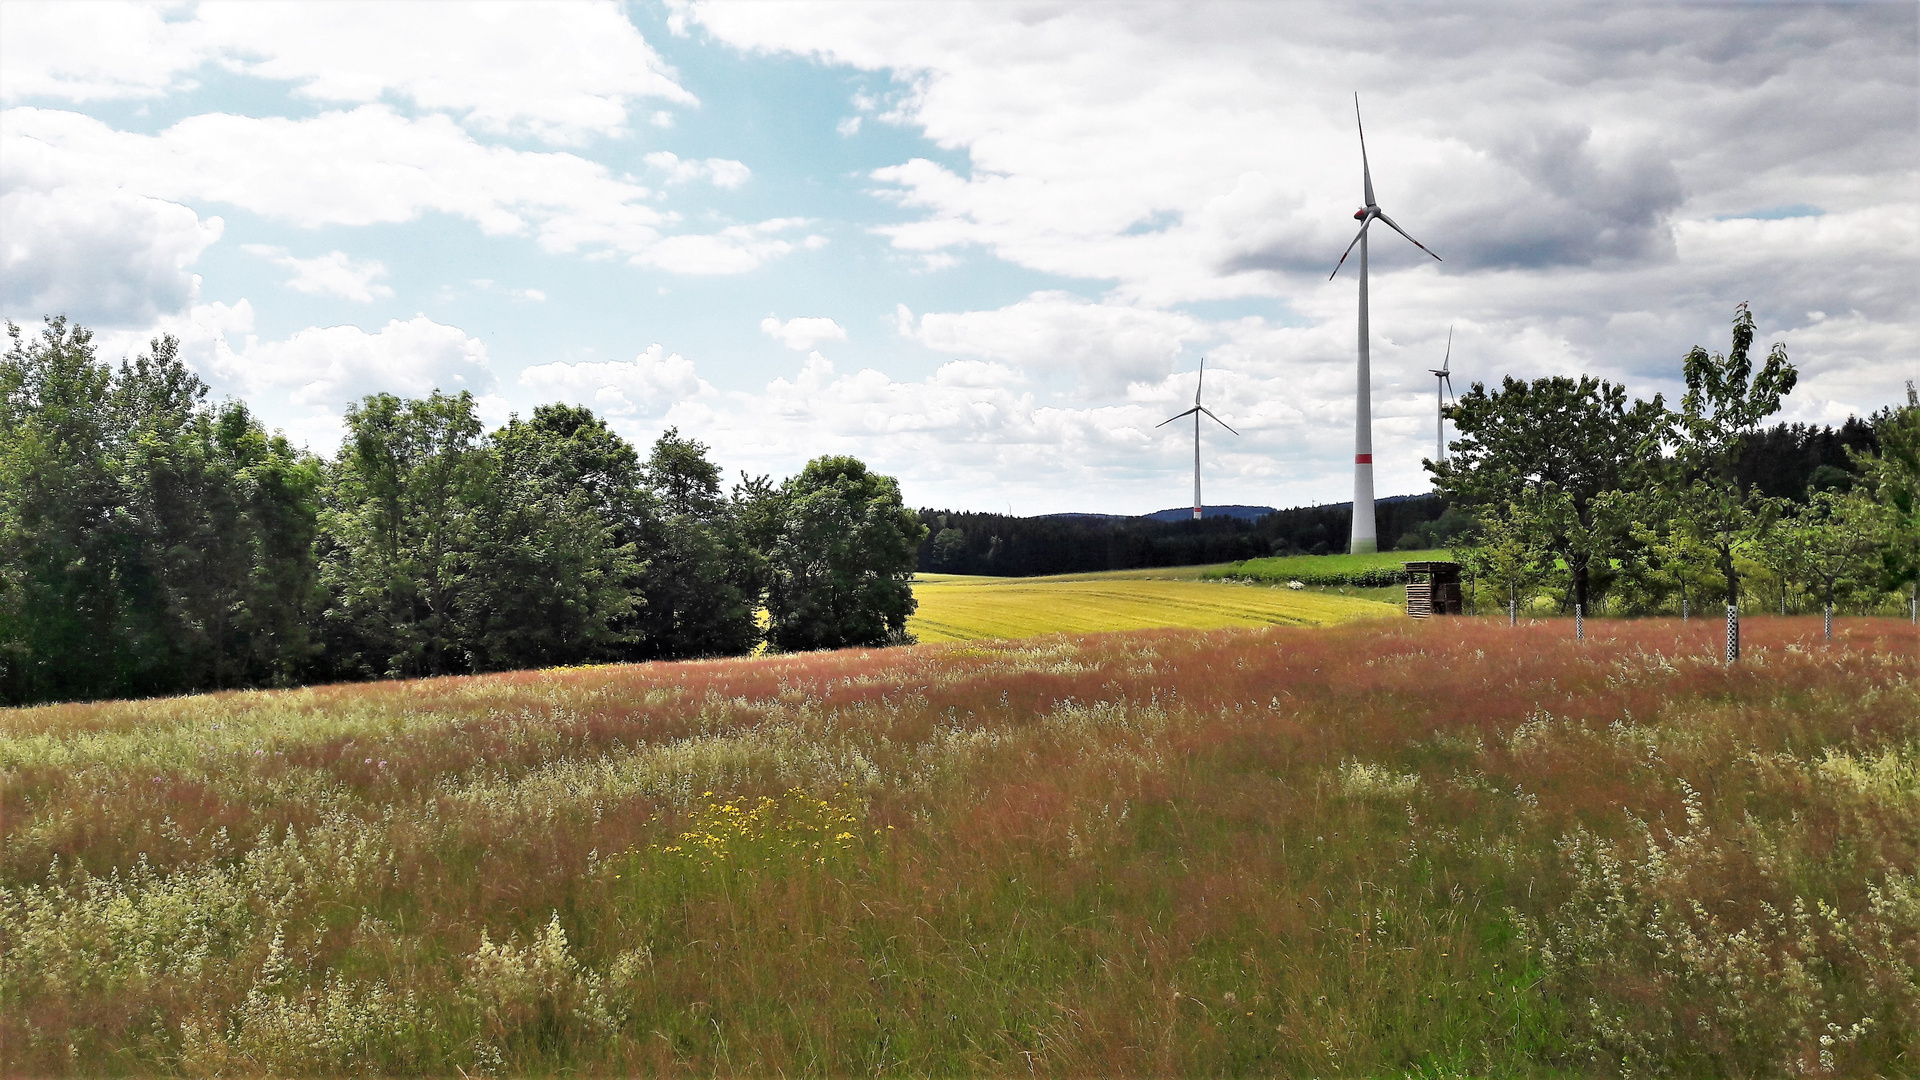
[633,429,761,659]
[1793,491,1880,622]
[0,318,121,703]
[765,456,927,651]
[462,406,645,671]
[1431,374,1668,615]
[110,340,324,692]
[1671,304,1797,620]
[1458,500,1549,618]
[1849,381,1920,608]
[319,391,488,678]
[1620,486,1724,617]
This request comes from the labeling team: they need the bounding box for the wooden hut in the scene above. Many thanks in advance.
[1404,561,1463,618]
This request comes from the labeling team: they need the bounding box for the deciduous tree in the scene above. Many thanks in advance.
[765,456,927,651]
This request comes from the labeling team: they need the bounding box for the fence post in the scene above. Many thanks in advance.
[1575,603,1584,641]
[1726,604,1740,664]
[1682,595,1688,621]
[1824,602,1832,643]
[1509,582,1516,627]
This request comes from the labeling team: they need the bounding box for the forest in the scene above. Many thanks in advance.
[0,318,926,706]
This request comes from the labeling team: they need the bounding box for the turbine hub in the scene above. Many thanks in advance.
[1353,208,1368,220]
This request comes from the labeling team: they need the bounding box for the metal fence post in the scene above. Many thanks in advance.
[1509,582,1516,627]
[1726,604,1739,664]
[1824,602,1833,643]
[1575,603,1584,641]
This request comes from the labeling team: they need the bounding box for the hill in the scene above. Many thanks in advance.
[4,617,1913,1076]
[1140,504,1277,522]
[907,565,1395,642]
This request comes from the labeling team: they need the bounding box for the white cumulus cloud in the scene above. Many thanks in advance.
[242,245,392,303]
[761,315,848,351]
[518,344,713,418]
[645,151,752,189]
[4,1,693,145]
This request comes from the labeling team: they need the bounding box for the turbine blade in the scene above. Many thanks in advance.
[1374,211,1441,262]
[1199,406,1240,435]
[1355,93,1374,208]
[1196,356,1205,405]
[1442,325,1453,372]
[1329,219,1370,280]
[1157,406,1200,428]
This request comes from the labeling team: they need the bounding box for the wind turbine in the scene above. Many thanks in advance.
[1157,357,1239,520]
[1429,325,1455,465]
[1330,94,1441,553]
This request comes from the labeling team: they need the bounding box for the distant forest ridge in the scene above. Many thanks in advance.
[916,416,1881,577]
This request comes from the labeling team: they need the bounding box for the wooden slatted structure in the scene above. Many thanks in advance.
[1404,560,1463,618]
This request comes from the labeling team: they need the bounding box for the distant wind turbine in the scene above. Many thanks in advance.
[1430,325,1455,465]
[1330,93,1441,553]
[1157,357,1239,520]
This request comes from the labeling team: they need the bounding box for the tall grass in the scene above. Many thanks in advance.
[3,618,1915,1076]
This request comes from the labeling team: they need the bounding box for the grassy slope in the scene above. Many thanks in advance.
[1203,547,1456,582]
[3,618,1916,1076]
[908,568,1396,643]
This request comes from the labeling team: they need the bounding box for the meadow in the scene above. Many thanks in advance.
[3,616,1916,1077]
[1203,548,1456,588]
[907,567,1396,642]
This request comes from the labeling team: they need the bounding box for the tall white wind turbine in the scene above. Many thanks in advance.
[1157,358,1239,519]
[1329,94,1441,553]
[1429,325,1455,465]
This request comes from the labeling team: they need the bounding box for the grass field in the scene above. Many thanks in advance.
[1202,547,1455,584]
[907,567,1397,642]
[3,617,1916,1076]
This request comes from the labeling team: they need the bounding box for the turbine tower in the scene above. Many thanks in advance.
[1330,94,1441,553]
[1157,357,1239,519]
[1429,325,1455,465]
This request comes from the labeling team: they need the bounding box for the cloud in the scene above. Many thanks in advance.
[645,151,752,189]
[4,104,806,280]
[761,315,848,351]
[898,292,1206,391]
[518,344,713,417]
[242,245,392,302]
[0,2,213,103]
[0,185,222,326]
[4,1,693,145]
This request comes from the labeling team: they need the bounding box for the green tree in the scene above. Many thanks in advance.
[764,455,927,652]
[1672,303,1798,615]
[1431,374,1668,614]
[633,429,761,659]
[1793,491,1881,620]
[463,406,646,671]
[111,340,323,692]
[0,318,121,703]
[319,391,487,678]
[1620,486,1724,617]
[1849,381,1919,608]
[1458,500,1549,617]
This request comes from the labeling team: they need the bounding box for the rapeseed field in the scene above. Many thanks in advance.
[908,569,1394,642]
[3,617,1915,1076]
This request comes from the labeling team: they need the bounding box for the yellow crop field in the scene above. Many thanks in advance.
[907,568,1397,642]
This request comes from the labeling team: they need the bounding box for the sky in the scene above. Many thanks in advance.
[3,0,1916,515]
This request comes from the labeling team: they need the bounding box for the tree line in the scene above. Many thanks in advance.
[916,496,1469,576]
[0,318,926,705]
[1434,304,1917,622]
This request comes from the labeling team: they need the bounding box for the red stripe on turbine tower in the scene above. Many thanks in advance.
[1355,454,1372,464]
